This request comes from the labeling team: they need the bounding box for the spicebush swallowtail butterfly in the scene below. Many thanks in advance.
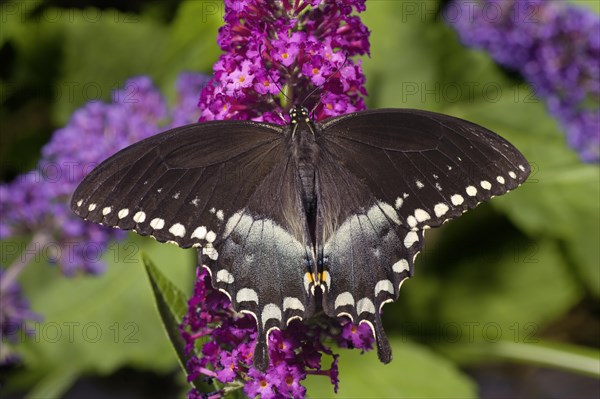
[71,106,529,370]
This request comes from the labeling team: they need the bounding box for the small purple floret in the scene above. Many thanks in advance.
[198,0,370,124]
[181,267,373,398]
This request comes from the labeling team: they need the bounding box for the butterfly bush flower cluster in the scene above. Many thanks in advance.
[0,74,208,358]
[0,269,41,364]
[446,0,600,162]
[181,268,374,399]
[198,0,369,123]
[0,74,208,275]
[182,1,373,398]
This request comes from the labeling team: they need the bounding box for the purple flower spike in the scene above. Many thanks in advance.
[198,0,370,124]
[0,74,209,275]
[446,0,600,163]
[0,268,41,364]
[181,2,375,397]
[181,266,372,398]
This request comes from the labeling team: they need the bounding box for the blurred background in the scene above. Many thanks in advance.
[1,0,599,398]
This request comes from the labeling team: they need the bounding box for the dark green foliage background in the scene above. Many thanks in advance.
[1,1,598,397]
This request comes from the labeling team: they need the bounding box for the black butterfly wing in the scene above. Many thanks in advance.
[314,154,420,363]
[315,108,529,362]
[71,121,316,369]
[214,152,317,369]
[320,109,530,230]
[72,122,286,246]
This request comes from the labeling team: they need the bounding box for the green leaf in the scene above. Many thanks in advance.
[459,95,600,297]
[304,339,476,398]
[12,234,196,397]
[158,0,222,99]
[362,0,513,111]
[141,252,189,361]
[50,8,169,123]
[141,252,213,393]
[362,1,439,109]
[397,234,581,339]
[364,0,600,298]
[0,1,44,46]
[45,2,222,125]
[25,365,78,399]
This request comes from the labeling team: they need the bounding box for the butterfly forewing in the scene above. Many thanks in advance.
[320,109,530,230]
[72,122,284,246]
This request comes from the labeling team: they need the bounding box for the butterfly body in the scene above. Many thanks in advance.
[288,106,320,229]
[72,106,530,370]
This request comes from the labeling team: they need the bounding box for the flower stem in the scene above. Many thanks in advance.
[0,231,51,292]
[281,84,293,110]
[437,340,600,378]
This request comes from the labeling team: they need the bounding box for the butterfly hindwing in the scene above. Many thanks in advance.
[313,140,423,362]
[314,108,529,363]
[208,155,316,370]
[319,200,422,363]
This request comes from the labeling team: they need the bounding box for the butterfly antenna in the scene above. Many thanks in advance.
[258,43,292,106]
[302,53,349,116]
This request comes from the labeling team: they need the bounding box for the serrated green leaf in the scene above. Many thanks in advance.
[304,339,477,398]
[141,252,213,393]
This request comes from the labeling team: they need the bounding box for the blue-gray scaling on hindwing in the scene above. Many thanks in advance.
[319,201,422,362]
[206,210,315,369]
